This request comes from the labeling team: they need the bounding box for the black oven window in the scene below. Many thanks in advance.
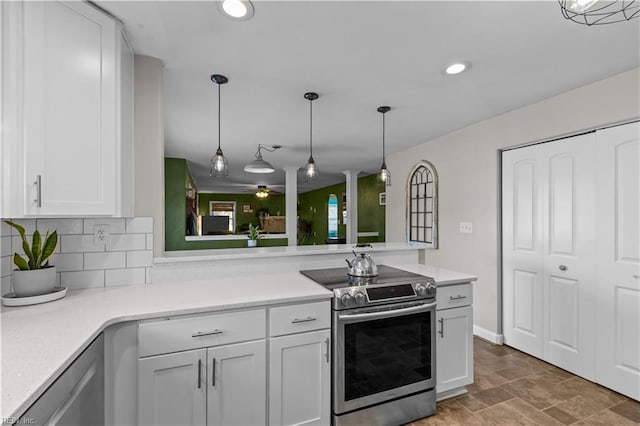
[344,312,432,401]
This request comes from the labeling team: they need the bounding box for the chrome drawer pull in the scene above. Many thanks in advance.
[191,329,223,338]
[35,175,42,208]
[291,316,317,324]
[438,318,444,338]
[450,295,467,301]
[325,338,330,363]
[197,359,202,389]
[212,358,216,387]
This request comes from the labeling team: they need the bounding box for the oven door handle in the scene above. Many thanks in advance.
[338,302,436,321]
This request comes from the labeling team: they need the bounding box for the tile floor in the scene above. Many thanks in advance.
[409,337,640,425]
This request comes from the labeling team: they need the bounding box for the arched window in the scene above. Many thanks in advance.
[407,161,438,248]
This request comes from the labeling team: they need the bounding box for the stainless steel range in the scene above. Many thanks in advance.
[300,265,437,426]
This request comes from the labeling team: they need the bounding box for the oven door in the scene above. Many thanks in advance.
[333,300,436,414]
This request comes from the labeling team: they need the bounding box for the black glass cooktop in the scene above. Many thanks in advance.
[300,265,425,290]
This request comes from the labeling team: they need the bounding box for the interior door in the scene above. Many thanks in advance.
[595,122,640,400]
[502,144,546,357]
[541,133,596,379]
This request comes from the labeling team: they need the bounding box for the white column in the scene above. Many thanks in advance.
[343,170,360,245]
[284,166,298,246]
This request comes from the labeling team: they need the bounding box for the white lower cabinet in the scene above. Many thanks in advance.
[436,283,474,398]
[269,329,331,426]
[138,349,207,426]
[207,341,266,426]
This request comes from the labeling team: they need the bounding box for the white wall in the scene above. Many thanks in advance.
[134,55,165,256]
[386,68,640,336]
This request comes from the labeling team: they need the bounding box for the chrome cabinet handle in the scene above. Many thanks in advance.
[438,318,444,338]
[325,338,330,363]
[191,329,223,338]
[35,175,42,208]
[450,295,466,301]
[559,265,567,271]
[291,316,317,324]
[211,358,216,387]
[197,359,202,389]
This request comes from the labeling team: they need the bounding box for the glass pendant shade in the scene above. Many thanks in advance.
[304,157,318,182]
[559,0,639,25]
[379,163,391,185]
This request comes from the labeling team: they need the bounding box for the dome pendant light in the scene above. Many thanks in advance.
[377,106,391,186]
[303,92,319,182]
[210,74,229,177]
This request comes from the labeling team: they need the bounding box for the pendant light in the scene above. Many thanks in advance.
[210,74,229,177]
[559,0,639,25]
[244,144,282,173]
[303,92,319,182]
[377,106,391,186]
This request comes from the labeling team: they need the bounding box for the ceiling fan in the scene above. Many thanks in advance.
[246,185,281,199]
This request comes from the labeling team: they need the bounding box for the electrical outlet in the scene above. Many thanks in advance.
[459,222,473,234]
[94,224,110,245]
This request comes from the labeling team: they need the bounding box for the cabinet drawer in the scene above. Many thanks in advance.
[269,301,331,337]
[437,283,473,310]
[138,309,266,357]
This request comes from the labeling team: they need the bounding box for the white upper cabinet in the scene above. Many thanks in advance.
[1,0,133,217]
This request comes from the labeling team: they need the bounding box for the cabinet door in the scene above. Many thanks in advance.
[23,1,117,215]
[595,122,640,400]
[138,349,207,426]
[436,306,473,394]
[269,329,331,426]
[207,340,266,426]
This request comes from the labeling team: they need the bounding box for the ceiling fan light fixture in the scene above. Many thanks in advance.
[303,92,319,183]
[219,0,254,20]
[377,106,391,186]
[210,74,229,178]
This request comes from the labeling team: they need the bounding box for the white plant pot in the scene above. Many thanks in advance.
[247,239,257,247]
[12,266,57,297]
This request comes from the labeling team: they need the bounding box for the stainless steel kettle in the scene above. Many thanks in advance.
[345,244,378,277]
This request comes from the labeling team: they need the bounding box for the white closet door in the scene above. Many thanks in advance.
[502,144,546,358]
[541,133,596,380]
[595,122,640,400]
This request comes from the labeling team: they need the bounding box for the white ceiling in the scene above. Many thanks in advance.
[97,0,639,193]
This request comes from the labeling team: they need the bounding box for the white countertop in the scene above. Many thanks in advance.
[0,261,474,420]
[0,273,332,420]
[155,242,425,263]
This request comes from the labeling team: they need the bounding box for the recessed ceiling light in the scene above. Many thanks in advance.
[219,0,254,20]
[444,61,471,75]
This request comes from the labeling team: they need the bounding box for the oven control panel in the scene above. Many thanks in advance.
[334,280,436,310]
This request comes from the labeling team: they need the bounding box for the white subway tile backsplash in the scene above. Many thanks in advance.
[1,236,11,257]
[2,255,13,277]
[60,270,105,289]
[1,220,13,236]
[126,250,153,268]
[83,218,126,234]
[126,217,153,233]
[1,276,11,295]
[107,234,145,251]
[61,235,105,253]
[146,234,153,250]
[105,268,145,287]
[37,218,83,235]
[84,251,126,270]
[50,253,83,272]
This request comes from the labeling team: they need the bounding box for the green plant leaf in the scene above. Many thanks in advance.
[4,220,26,238]
[32,230,42,268]
[41,231,58,266]
[4,220,35,269]
[13,253,29,270]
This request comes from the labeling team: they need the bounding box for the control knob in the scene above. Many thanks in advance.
[340,293,353,306]
[415,283,427,296]
[353,291,366,305]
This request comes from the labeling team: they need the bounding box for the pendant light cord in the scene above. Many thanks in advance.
[217,83,221,151]
[382,112,386,163]
[309,98,313,158]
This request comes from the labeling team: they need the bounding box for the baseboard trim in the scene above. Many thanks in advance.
[473,325,504,345]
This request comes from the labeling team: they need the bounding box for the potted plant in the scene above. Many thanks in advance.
[247,223,261,247]
[4,220,58,297]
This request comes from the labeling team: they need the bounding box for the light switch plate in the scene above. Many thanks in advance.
[459,222,473,233]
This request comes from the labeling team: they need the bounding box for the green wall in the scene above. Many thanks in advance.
[198,193,285,232]
[297,173,386,245]
[164,158,287,251]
